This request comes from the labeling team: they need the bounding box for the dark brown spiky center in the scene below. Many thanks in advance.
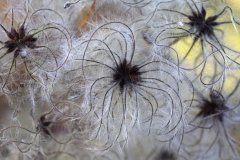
[4,25,37,58]
[113,59,141,92]
[37,115,52,135]
[188,7,219,38]
[158,150,176,160]
[197,91,228,122]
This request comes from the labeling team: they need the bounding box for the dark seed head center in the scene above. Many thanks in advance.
[188,7,218,38]
[197,91,228,122]
[113,59,141,91]
[4,23,37,58]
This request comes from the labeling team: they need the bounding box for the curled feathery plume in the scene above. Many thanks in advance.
[0,1,71,95]
[146,0,240,86]
[0,109,73,159]
[78,21,188,150]
[184,79,240,159]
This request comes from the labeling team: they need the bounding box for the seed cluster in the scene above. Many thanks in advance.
[0,0,239,160]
